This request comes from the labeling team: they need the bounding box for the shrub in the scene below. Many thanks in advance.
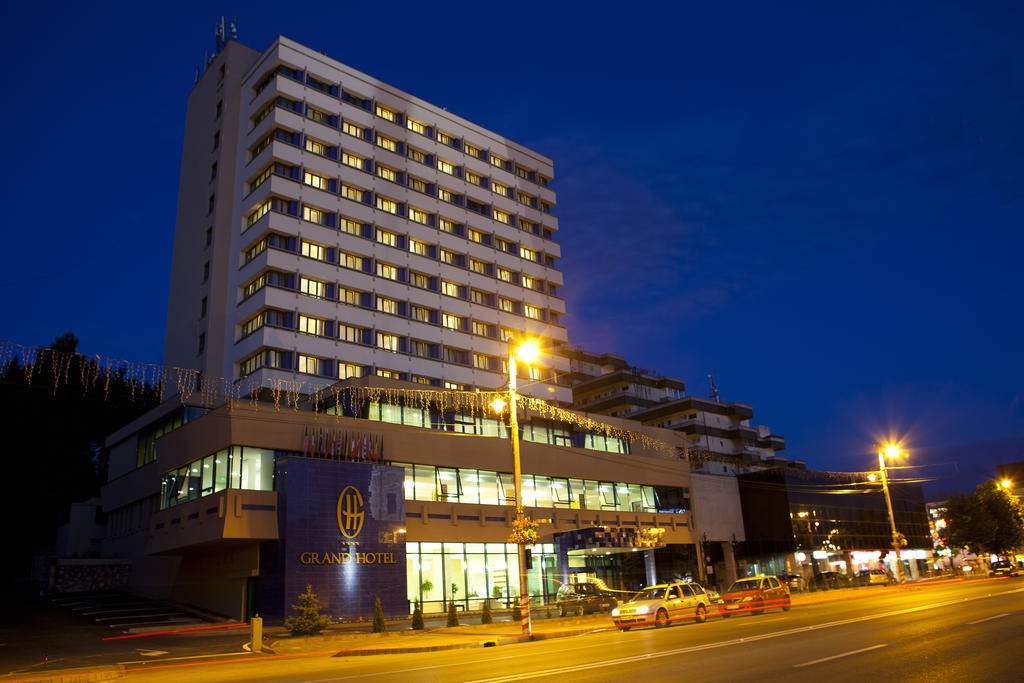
[411,600,424,630]
[372,596,386,633]
[284,584,332,636]
[447,598,459,627]
[481,598,493,624]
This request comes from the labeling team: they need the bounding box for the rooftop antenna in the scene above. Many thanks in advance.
[230,17,238,40]
[215,16,226,52]
[708,373,721,403]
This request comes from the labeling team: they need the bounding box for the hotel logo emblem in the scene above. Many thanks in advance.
[336,486,365,540]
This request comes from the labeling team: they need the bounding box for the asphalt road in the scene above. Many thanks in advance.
[74,579,1023,682]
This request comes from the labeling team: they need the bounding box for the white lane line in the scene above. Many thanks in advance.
[793,643,887,668]
[118,651,252,665]
[966,613,1009,626]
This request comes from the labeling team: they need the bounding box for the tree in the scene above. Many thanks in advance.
[446,597,459,627]
[372,596,386,633]
[411,600,424,630]
[284,584,332,635]
[945,481,1024,556]
[480,598,493,624]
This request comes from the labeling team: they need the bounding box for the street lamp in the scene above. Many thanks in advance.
[490,337,541,636]
[877,442,907,584]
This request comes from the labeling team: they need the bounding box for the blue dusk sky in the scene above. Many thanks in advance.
[1,1,1021,495]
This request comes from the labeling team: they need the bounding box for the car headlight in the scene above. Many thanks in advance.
[740,596,753,602]
[611,608,620,617]
[634,606,649,614]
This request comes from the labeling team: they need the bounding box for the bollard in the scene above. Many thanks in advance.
[251,614,263,653]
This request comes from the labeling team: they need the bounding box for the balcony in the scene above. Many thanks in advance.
[147,489,279,555]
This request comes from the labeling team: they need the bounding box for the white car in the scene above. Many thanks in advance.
[612,582,712,631]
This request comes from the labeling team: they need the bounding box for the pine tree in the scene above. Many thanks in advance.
[411,600,424,630]
[446,598,459,627]
[284,584,332,635]
[372,596,386,633]
[480,598,493,624]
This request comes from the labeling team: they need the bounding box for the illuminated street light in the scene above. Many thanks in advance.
[877,442,907,584]
[1000,479,1012,490]
[491,336,542,636]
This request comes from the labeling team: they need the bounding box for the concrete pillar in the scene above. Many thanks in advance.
[721,542,737,588]
[844,551,855,578]
[251,615,262,653]
[644,550,657,586]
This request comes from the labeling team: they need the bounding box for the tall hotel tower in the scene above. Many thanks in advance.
[165,36,570,403]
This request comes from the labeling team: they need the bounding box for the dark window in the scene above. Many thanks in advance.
[215,100,222,119]
[202,262,209,282]
[212,131,220,150]
[200,297,207,318]
[197,333,205,354]
[205,227,212,247]
[210,162,217,181]
[207,194,216,214]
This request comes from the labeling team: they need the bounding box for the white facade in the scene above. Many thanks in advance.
[166,37,570,404]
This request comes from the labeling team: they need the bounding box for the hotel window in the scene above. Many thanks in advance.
[377,369,398,380]
[200,297,207,318]
[442,313,463,330]
[298,314,326,336]
[376,134,399,153]
[411,375,432,385]
[408,207,431,225]
[440,280,460,298]
[302,205,329,225]
[246,200,271,227]
[297,354,320,375]
[342,151,365,171]
[436,158,456,175]
[299,277,326,298]
[410,305,433,323]
[376,332,400,352]
[244,236,269,264]
[444,348,468,365]
[516,165,530,180]
[493,208,512,225]
[410,340,437,358]
[497,267,514,283]
[438,218,462,235]
[213,131,220,149]
[408,147,428,164]
[471,289,493,306]
[407,176,428,194]
[340,251,364,270]
[342,184,366,202]
[343,121,364,138]
[340,363,363,379]
[499,297,516,313]
[240,312,264,338]
[465,170,485,186]
[444,380,465,390]
[406,117,426,135]
[520,219,536,234]
[304,170,328,190]
[467,228,485,244]
[524,304,542,320]
[469,258,489,275]
[305,138,329,156]
[210,162,217,181]
[376,164,398,182]
[473,353,493,370]
[489,153,505,168]
[308,106,335,126]
[438,187,459,204]
[338,324,363,344]
[339,216,361,236]
[208,194,216,214]
[464,143,481,158]
[376,262,399,281]
[491,181,509,197]
[409,272,432,289]
[202,262,209,282]
[519,246,538,261]
[375,104,397,122]
[301,240,326,261]
[340,287,361,305]
[376,195,399,214]
[517,191,535,206]
[376,229,398,247]
[198,333,205,354]
[439,249,463,266]
[376,296,399,315]
[500,327,515,342]
[436,130,458,147]
[539,175,550,187]
[472,321,496,337]
[409,238,432,257]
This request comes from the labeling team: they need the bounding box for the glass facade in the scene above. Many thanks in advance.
[159,446,275,509]
[407,541,557,613]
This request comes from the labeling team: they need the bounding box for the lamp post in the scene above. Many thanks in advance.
[877,443,906,584]
[490,338,540,636]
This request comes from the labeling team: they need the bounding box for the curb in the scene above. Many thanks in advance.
[328,625,612,657]
[1,664,126,683]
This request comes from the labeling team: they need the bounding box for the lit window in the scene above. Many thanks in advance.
[438,218,461,234]
[497,267,513,282]
[342,121,364,138]
[444,381,465,390]
[302,205,326,224]
[377,134,398,153]
[520,218,537,234]
[471,289,490,305]
[442,313,463,330]
[337,324,361,344]
[376,165,397,182]
[297,354,320,375]
[410,305,432,323]
[342,151,365,170]
[473,353,493,370]
[305,138,329,156]
[441,281,460,297]
[493,209,512,225]
[516,166,530,179]
[436,130,455,146]
[339,363,363,379]
[375,104,397,122]
[409,239,431,257]
[437,158,456,175]
[468,228,485,243]
[438,187,458,204]
[409,207,431,225]
[439,249,460,265]
[472,321,492,336]
[500,327,515,342]
[408,176,428,193]
[246,200,270,227]
[519,246,538,261]
[376,196,398,214]
[342,185,365,202]
[499,297,516,312]
[466,170,485,186]
[407,117,426,135]
[299,277,325,298]
[301,241,325,261]
[377,262,399,280]
[376,332,400,352]
[521,274,538,290]
[491,181,509,197]
[524,304,542,320]
[409,272,431,289]
[376,296,399,314]
[340,287,361,305]
[339,216,361,236]
[304,170,328,190]
[377,369,397,379]
[464,143,481,158]
[298,314,325,336]
[376,229,398,247]
[469,258,489,275]
[517,191,535,206]
[409,147,428,164]
[490,153,505,168]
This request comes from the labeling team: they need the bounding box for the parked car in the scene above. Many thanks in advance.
[858,569,890,585]
[612,581,712,630]
[555,582,618,616]
[718,575,791,617]
[811,571,840,589]
[990,560,1022,577]
[777,573,805,592]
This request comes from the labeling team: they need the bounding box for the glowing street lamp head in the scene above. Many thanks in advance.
[1001,479,1012,490]
[514,339,540,365]
[868,473,877,482]
[490,397,507,414]
[880,443,901,460]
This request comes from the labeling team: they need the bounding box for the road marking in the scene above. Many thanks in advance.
[135,649,169,657]
[793,643,887,668]
[966,613,1009,625]
[119,651,252,665]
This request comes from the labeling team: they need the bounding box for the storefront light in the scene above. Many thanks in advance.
[812,550,828,559]
[795,552,806,562]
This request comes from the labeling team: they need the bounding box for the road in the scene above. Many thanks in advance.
[8,579,1024,681]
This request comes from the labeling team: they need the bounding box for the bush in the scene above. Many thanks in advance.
[372,596,386,633]
[284,584,332,636]
[481,599,493,624]
[512,601,522,622]
[447,598,459,627]
[411,600,424,630]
